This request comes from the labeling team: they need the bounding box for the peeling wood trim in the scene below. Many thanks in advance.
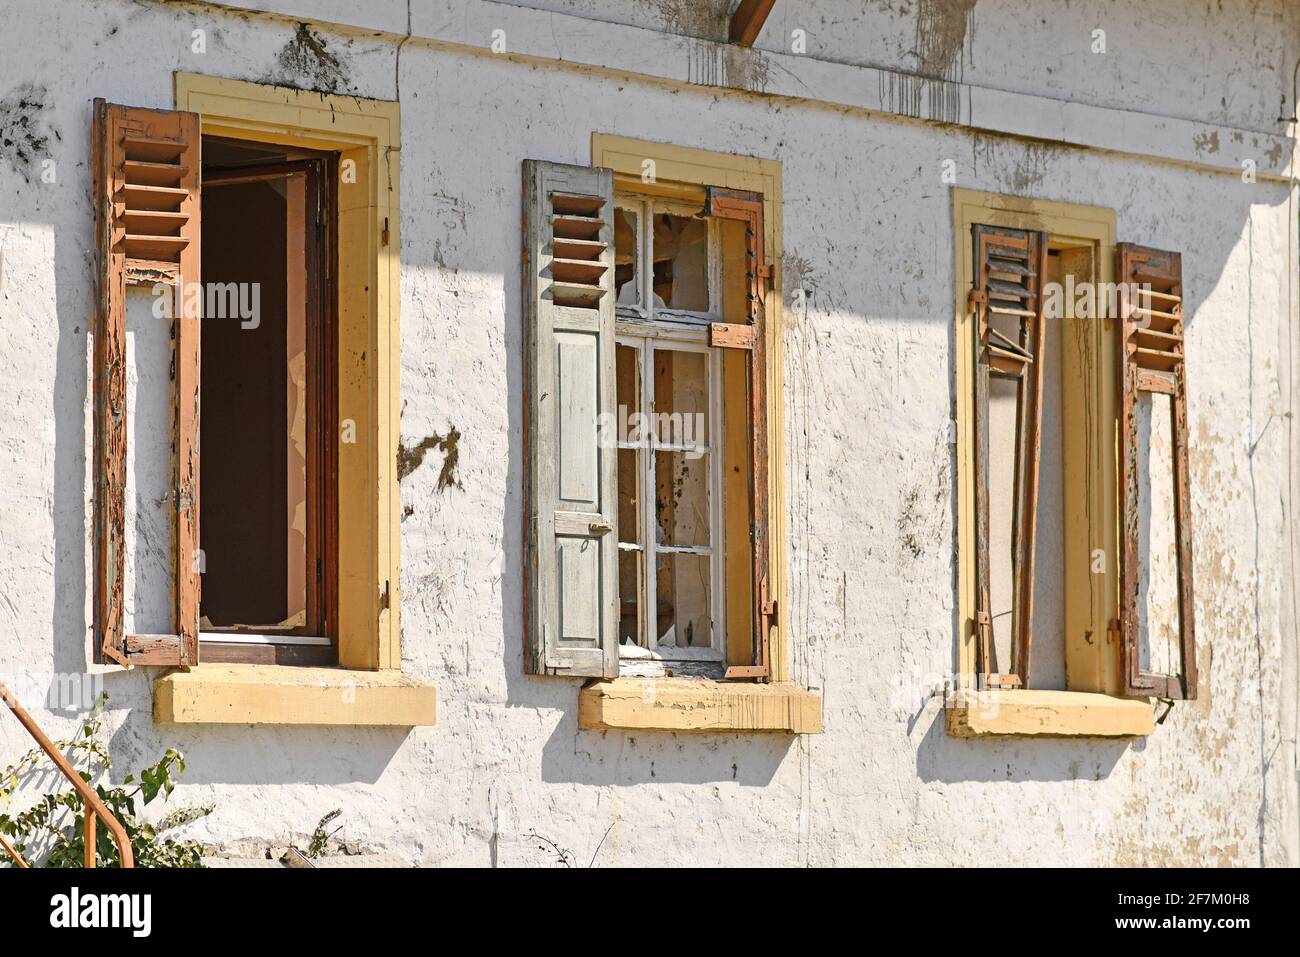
[729,0,775,47]
[946,689,1153,737]
[1115,244,1197,700]
[93,100,200,668]
[705,187,771,682]
[969,225,1049,688]
[154,664,436,725]
[579,678,821,733]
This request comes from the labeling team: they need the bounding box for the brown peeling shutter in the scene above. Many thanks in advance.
[93,100,201,667]
[706,188,773,682]
[1115,244,1196,699]
[969,224,1049,689]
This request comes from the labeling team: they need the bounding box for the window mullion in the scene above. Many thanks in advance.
[642,338,657,651]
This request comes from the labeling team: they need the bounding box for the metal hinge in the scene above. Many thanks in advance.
[1107,617,1122,644]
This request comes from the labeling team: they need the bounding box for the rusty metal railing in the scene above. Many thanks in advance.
[0,680,133,868]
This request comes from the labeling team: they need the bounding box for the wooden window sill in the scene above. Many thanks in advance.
[579,677,822,734]
[945,689,1152,738]
[153,664,436,726]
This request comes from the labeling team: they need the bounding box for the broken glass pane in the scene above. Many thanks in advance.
[654,552,711,649]
[614,207,639,307]
[655,450,710,548]
[618,548,644,648]
[651,212,708,311]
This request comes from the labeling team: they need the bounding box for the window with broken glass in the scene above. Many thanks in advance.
[613,197,726,669]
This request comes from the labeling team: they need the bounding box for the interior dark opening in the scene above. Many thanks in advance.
[198,136,337,662]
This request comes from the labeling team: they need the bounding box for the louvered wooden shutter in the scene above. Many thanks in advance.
[1115,244,1196,699]
[706,188,773,682]
[522,160,619,677]
[969,224,1049,689]
[92,100,201,667]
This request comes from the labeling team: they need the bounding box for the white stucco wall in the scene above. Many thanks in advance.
[0,0,1297,866]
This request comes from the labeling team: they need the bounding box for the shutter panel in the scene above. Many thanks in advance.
[706,188,773,682]
[1115,244,1196,699]
[92,100,201,667]
[522,160,619,677]
[969,224,1049,689]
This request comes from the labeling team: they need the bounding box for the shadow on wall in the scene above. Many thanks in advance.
[912,709,1135,783]
[539,703,793,787]
[106,711,410,787]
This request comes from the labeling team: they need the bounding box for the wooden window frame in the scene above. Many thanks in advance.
[171,73,400,672]
[591,134,788,682]
[197,155,339,666]
[613,332,726,668]
[953,189,1127,700]
[613,192,726,669]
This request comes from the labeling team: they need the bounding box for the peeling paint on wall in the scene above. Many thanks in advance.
[398,427,462,491]
[1193,130,1221,155]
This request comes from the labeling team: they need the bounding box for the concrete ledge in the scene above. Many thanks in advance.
[154,665,436,726]
[946,689,1152,738]
[579,678,822,734]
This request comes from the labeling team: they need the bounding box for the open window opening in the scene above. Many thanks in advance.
[198,136,338,665]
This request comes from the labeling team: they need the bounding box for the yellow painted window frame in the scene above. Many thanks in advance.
[582,134,820,733]
[154,74,430,725]
[950,188,1150,737]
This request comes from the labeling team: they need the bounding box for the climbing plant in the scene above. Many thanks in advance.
[0,694,211,867]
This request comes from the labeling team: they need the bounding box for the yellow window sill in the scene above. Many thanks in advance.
[945,688,1152,738]
[154,664,436,726]
[579,677,822,734]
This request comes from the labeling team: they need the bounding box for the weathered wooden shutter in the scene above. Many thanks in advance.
[706,188,773,682]
[969,224,1049,689]
[92,100,201,667]
[1115,244,1196,699]
[522,160,619,677]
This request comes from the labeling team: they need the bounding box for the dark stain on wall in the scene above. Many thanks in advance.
[0,84,56,184]
[884,0,978,122]
[398,427,462,491]
[915,0,978,80]
[275,22,352,95]
[650,0,732,42]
